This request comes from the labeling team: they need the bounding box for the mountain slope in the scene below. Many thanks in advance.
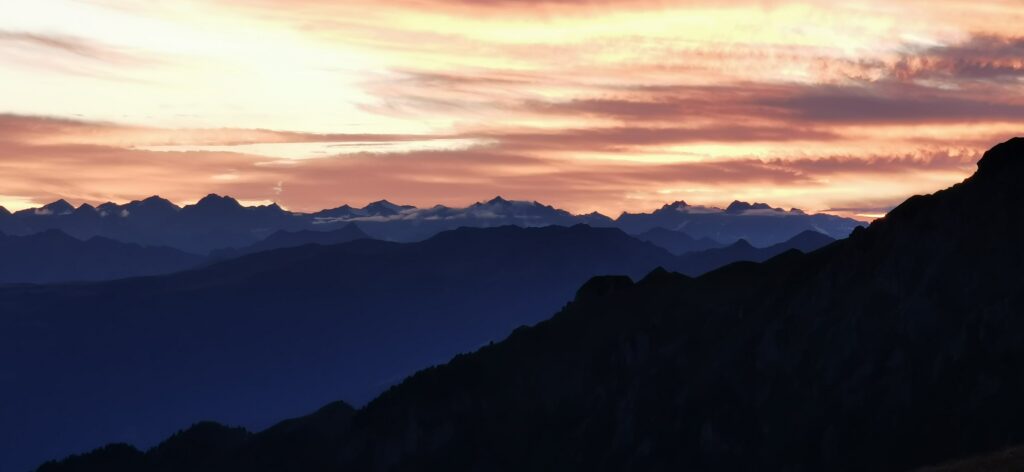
[912,443,1024,472]
[35,137,1024,472]
[208,224,370,259]
[675,229,835,276]
[633,227,723,255]
[0,229,204,284]
[0,224,678,472]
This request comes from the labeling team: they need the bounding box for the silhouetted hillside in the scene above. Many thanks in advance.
[208,224,369,259]
[675,229,835,276]
[911,443,1024,472]
[34,137,1024,472]
[0,229,203,284]
[634,227,723,254]
[37,401,358,472]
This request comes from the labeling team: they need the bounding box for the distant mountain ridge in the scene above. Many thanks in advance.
[0,194,301,254]
[0,229,203,284]
[0,194,863,253]
[208,224,370,260]
[635,227,724,255]
[616,199,858,246]
[674,229,835,276]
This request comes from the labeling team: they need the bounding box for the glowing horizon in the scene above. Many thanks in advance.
[2,0,1022,218]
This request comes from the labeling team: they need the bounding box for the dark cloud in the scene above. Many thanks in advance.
[0,31,108,59]
[522,79,1024,126]
[760,84,1024,124]
[766,151,978,175]
[891,35,1024,82]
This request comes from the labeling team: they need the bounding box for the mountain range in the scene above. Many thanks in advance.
[32,137,1024,472]
[616,199,860,246]
[0,195,301,254]
[0,194,862,254]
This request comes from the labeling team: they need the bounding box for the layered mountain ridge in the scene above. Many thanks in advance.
[0,193,862,253]
[0,229,203,284]
[0,222,836,472]
[33,137,1024,471]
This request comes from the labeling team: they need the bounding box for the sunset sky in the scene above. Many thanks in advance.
[2,0,1023,218]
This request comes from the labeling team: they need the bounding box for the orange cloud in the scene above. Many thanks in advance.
[0,114,449,147]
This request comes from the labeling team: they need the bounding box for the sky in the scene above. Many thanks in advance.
[1,0,1022,218]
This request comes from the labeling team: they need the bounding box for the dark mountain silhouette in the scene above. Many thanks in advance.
[675,229,836,276]
[724,200,776,213]
[363,199,416,216]
[1,194,857,253]
[208,224,370,260]
[0,224,688,472]
[616,199,860,246]
[634,227,723,254]
[327,196,618,241]
[38,401,357,472]
[0,229,203,284]
[171,195,297,252]
[0,194,307,254]
[33,137,1024,472]
[909,443,1024,471]
[311,199,415,219]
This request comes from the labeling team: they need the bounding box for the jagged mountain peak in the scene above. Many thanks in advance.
[363,199,412,215]
[728,238,754,249]
[725,200,775,213]
[192,194,242,210]
[658,200,689,211]
[132,195,179,211]
[41,199,75,215]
